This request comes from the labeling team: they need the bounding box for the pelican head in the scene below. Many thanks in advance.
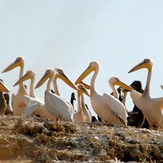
[35,69,53,89]
[75,61,100,84]
[35,68,78,90]
[55,68,78,90]
[77,84,90,96]
[128,58,153,73]
[13,70,36,87]
[2,56,24,73]
[109,77,133,91]
[78,81,91,90]
[0,81,10,93]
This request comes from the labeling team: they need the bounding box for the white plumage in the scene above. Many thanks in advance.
[75,61,132,126]
[103,93,128,125]
[13,69,56,121]
[35,68,78,121]
[129,58,163,129]
[2,56,28,116]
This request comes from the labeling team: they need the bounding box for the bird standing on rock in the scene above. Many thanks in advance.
[2,57,28,116]
[75,61,133,126]
[128,58,163,129]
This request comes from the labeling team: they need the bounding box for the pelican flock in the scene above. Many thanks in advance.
[75,62,133,126]
[13,70,56,121]
[1,56,163,130]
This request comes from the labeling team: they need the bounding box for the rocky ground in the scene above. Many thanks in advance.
[0,115,162,163]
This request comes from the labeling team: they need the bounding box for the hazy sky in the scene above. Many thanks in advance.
[1,1,163,116]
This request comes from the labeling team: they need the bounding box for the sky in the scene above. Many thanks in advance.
[0,1,163,116]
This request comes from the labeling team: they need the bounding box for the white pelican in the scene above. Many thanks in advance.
[81,94,92,122]
[75,61,133,126]
[74,84,90,122]
[13,70,44,104]
[79,82,92,122]
[126,80,148,128]
[108,77,131,123]
[128,58,163,129]
[35,68,78,121]
[2,57,28,116]
[70,89,92,122]
[13,70,56,121]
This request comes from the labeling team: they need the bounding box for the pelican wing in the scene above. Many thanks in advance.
[131,90,163,111]
[45,91,74,121]
[103,93,128,125]
[152,97,163,111]
[24,95,44,106]
[22,103,41,117]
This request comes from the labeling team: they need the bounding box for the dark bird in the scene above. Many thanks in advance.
[117,80,149,128]
[117,87,124,102]
[127,81,144,127]
[70,92,76,107]
[0,79,10,115]
[0,91,6,115]
[127,80,149,128]
[4,93,13,115]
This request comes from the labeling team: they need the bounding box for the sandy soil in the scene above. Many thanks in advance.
[0,115,162,163]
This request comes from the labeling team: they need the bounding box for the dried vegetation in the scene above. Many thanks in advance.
[0,116,162,162]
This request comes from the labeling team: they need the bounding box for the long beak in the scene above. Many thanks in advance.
[128,59,152,73]
[55,69,78,90]
[75,65,95,85]
[116,81,133,91]
[13,71,32,86]
[0,82,10,92]
[82,88,90,97]
[35,70,52,89]
[2,57,24,73]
